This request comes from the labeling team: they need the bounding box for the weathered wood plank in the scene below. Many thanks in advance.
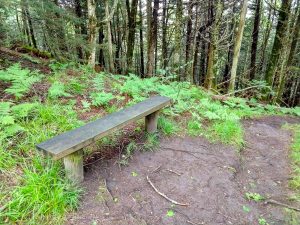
[36,96,171,160]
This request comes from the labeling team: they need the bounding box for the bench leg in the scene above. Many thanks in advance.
[145,111,159,133]
[63,150,84,183]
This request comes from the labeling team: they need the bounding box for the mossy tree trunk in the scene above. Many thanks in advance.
[265,0,292,89]
[228,0,248,93]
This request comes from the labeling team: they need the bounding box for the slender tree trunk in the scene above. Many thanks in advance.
[139,0,145,77]
[75,0,86,61]
[21,1,31,46]
[87,0,97,67]
[228,0,248,93]
[98,25,105,67]
[185,0,193,81]
[249,0,261,80]
[126,0,138,72]
[174,0,183,79]
[146,0,159,77]
[161,0,168,70]
[104,0,115,73]
[223,2,237,91]
[205,0,223,90]
[258,1,274,74]
[24,1,37,48]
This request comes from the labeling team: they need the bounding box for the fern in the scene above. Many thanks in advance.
[90,92,114,106]
[93,73,105,91]
[0,64,43,98]
[48,82,72,99]
[0,102,39,138]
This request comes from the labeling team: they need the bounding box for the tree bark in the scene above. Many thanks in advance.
[161,0,168,70]
[265,0,292,88]
[228,0,248,93]
[74,0,86,61]
[139,0,145,77]
[146,0,159,77]
[104,0,115,73]
[249,0,261,80]
[126,0,138,72]
[87,0,97,67]
[204,0,223,90]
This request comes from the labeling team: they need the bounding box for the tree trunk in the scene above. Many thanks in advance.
[258,1,274,74]
[24,1,37,48]
[146,0,159,77]
[223,2,237,91]
[228,0,248,93]
[87,0,97,67]
[126,0,138,72]
[265,0,292,88]
[161,0,168,70]
[75,0,86,61]
[139,0,145,77]
[185,0,193,81]
[105,0,115,73]
[249,0,261,80]
[204,0,223,90]
[174,0,183,80]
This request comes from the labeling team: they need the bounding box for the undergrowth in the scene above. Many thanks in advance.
[0,63,299,224]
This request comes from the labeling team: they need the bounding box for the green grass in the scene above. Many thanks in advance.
[1,157,81,224]
[158,116,178,135]
[209,119,244,147]
[287,125,300,190]
[187,120,202,136]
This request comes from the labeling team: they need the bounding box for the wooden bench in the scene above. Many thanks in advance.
[36,96,171,182]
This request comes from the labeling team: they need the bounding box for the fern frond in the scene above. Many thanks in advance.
[48,82,72,99]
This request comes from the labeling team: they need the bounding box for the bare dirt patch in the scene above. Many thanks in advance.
[67,116,300,225]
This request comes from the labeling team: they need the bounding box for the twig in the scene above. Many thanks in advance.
[162,147,214,159]
[264,199,300,212]
[187,220,205,225]
[83,156,104,167]
[151,165,162,173]
[166,169,182,176]
[146,176,189,206]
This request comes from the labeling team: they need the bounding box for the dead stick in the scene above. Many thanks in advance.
[166,169,182,176]
[187,220,204,225]
[264,199,300,212]
[146,176,189,206]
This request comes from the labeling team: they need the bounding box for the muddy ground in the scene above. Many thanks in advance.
[67,116,300,225]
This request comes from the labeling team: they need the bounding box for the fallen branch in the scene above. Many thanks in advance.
[264,199,300,212]
[146,176,189,206]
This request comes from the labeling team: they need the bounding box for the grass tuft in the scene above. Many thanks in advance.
[158,116,178,135]
[209,119,244,147]
[1,157,82,224]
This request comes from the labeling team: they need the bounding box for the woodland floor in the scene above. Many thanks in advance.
[66,116,300,225]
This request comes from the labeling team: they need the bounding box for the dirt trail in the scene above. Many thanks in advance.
[67,116,300,225]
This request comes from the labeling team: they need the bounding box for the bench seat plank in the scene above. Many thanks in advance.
[36,96,171,160]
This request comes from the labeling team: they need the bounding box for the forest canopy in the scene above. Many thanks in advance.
[0,0,299,106]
